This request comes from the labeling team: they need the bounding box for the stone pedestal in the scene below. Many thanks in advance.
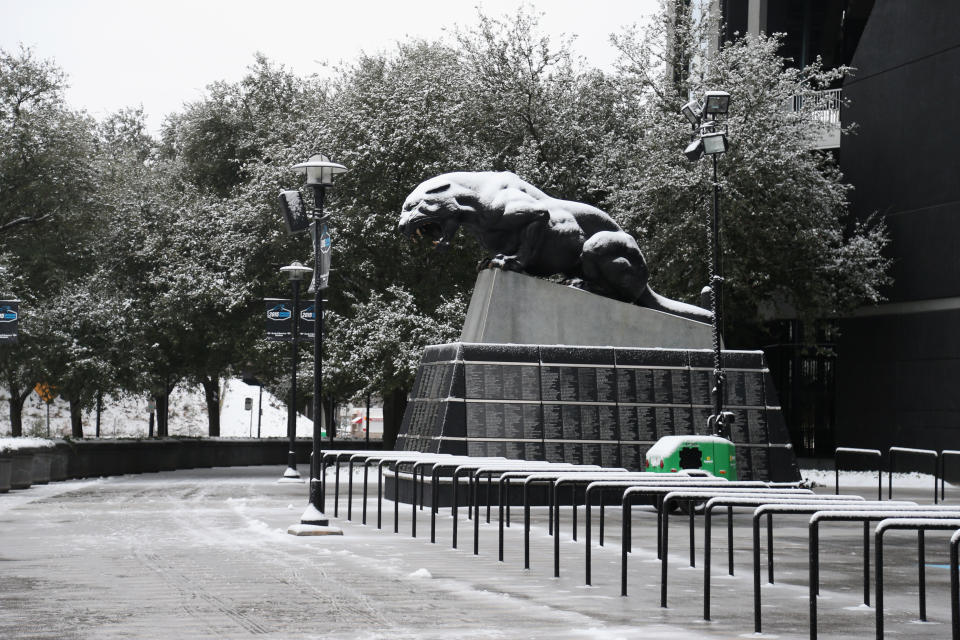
[397,342,800,483]
[396,271,800,485]
[461,270,714,349]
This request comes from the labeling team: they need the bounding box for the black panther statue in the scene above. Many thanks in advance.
[399,171,710,323]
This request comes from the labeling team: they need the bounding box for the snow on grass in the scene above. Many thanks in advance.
[0,377,314,439]
[0,436,56,452]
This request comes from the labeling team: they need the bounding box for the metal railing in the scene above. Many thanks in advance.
[951,529,960,639]
[791,88,842,124]
[314,448,960,638]
[833,445,943,503]
[941,449,960,501]
[700,495,876,622]
[888,446,939,503]
[808,507,960,640]
[875,517,960,638]
[835,447,883,500]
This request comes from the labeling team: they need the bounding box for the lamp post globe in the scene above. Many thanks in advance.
[280,260,313,281]
[292,154,348,204]
[279,261,312,482]
[289,153,347,526]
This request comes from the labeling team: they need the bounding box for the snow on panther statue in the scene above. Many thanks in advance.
[398,171,710,323]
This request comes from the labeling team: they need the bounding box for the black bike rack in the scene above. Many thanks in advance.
[835,447,883,500]
[875,517,960,639]
[888,446,938,503]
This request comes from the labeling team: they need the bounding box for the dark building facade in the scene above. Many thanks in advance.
[720,0,873,73]
[713,1,960,456]
[835,0,960,452]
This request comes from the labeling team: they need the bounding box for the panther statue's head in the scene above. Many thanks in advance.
[398,173,485,251]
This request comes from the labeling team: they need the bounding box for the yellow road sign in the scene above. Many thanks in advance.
[34,382,57,404]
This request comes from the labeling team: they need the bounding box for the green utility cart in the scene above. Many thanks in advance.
[644,435,737,480]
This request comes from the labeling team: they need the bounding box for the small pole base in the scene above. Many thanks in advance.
[278,467,303,483]
[287,523,343,536]
[289,504,341,535]
[300,503,330,527]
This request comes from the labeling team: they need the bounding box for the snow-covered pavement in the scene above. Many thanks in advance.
[0,467,957,639]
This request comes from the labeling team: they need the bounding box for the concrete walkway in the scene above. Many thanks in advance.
[0,466,956,639]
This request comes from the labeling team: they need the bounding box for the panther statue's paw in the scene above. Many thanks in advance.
[560,277,588,290]
[488,255,524,272]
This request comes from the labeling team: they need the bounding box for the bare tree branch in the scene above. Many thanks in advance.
[0,212,52,234]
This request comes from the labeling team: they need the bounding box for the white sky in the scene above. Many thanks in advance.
[0,0,658,135]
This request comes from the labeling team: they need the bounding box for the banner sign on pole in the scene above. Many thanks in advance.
[0,300,18,344]
[299,303,315,341]
[309,222,332,292]
[265,298,315,342]
[278,190,311,234]
[264,298,293,342]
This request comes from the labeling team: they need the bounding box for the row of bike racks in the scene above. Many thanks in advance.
[835,445,960,503]
[316,449,960,640]
[874,517,960,639]
[807,507,960,638]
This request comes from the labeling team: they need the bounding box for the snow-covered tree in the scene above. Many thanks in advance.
[0,253,35,436]
[154,57,332,435]
[325,286,466,443]
[30,283,130,437]
[0,46,97,236]
[0,46,101,435]
[600,4,890,344]
[0,6,891,438]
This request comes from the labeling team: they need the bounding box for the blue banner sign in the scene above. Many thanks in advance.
[265,298,316,343]
[278,190,311,234]
[310,222,332,292]
[0,300,18,344]
[299,304,315,341]
[264,298,292,342]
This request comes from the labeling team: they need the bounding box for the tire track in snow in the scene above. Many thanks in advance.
[132,548,270,635]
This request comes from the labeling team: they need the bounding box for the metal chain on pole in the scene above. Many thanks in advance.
[709,152,726,436]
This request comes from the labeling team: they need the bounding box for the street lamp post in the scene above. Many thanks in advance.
[280,153,347,527]
[279,261,312,482]
[681,90,734,438]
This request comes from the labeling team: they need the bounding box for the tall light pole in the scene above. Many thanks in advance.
[682,90,734,438]
[279,261,312,482]
[279,153,347,527]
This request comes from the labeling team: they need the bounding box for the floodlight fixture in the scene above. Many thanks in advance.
[703,91,731,117]
[681,99,702,126]
[702,131,729,155]
[684,138,704,162]
[292,154,348,188]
